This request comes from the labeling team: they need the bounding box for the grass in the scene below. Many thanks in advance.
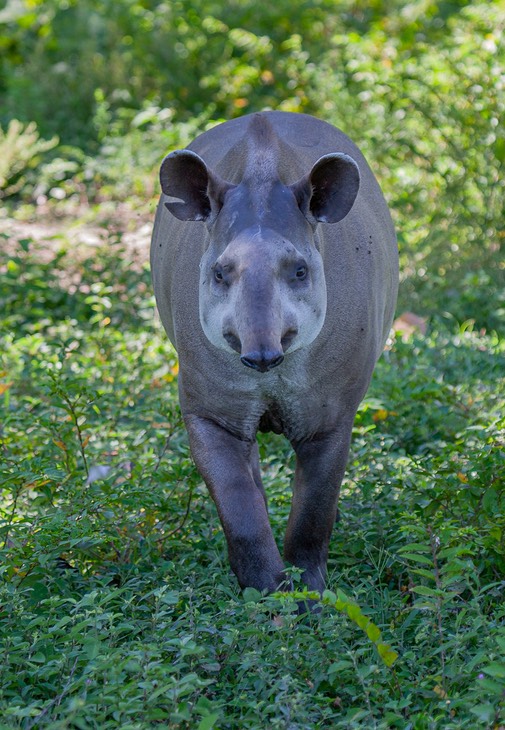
[1,228,504,729]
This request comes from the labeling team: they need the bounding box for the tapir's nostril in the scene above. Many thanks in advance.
[281,328,298,352]
[268,353,285,369]
[224,331,242,354]
[241,351,284,373]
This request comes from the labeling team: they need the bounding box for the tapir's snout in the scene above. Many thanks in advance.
[225,321,292,373]
[240,349,284,372]
[231,324,297,372]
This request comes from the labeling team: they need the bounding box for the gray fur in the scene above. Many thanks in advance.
[151,111,398,596]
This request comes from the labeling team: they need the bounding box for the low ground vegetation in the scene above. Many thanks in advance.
[0,229,503,728]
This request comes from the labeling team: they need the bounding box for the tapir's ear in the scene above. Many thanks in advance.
[160,150,235,222]
[291,153,360,224]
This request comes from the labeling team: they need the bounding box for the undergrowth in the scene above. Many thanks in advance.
[0,233,504,728]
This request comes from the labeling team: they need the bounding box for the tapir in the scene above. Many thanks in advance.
[150,111,398,596]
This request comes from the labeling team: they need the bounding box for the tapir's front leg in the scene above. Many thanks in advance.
[185,414,286,592]
[284,423,354,593]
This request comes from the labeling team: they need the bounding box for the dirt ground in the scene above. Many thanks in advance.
[1,202,154,265]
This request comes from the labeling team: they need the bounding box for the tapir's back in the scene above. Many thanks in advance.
[190,111,380,192]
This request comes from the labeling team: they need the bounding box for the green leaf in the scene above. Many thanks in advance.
[83,638,102,660]
[160,590,180,605]
[469,704,496,722]
[398,543,432,553]
[494,137,505,162]
[328,660,354,674]
[481,662,505,679]
[242,587,262,602]
[355,613,370,631]
[438,546,473,559]
[377,643,399,667]
[322,589,337,604]
[366,622,382,643]
[346,603,362,623]
[412,568,437,581]
[400,553,434,566]
[410,585,441,597]
[197,713,220,730]
[476,678,505,693]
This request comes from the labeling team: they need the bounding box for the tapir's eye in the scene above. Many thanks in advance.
[213,267,224,283]
[295,265,307,280]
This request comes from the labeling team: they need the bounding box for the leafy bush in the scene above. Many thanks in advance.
[1,232,504,728]
[2,0,504,331]
[0,0,322,148]
[311,3,505,330]
[0,120,57,198]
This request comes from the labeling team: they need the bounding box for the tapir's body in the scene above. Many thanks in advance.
[151,111,398,595]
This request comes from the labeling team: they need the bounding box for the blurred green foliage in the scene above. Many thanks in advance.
[0,0,322,144]
[0,119,58,198]
[1,0,504,330]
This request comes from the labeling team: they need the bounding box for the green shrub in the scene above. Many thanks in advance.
[1,228,504,729]
[2,0,504,331]
[311,3,505,331]
[0,119,57,198]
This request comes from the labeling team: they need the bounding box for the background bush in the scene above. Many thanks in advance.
[1,0,504,330]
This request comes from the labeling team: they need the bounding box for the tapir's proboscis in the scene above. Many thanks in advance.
[151,111,398,602]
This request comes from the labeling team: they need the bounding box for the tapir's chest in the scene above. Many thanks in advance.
[177,343,367,444]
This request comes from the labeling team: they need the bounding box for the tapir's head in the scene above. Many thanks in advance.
[159,115,360,373]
